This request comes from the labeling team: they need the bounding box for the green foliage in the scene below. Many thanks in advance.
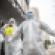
[3,16,10,19]
[44,40,51,49]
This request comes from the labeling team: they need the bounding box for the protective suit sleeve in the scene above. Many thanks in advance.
[40,22,55,37]
[0,34,4,42]
[1,24,9,32]
[18,22,23,32]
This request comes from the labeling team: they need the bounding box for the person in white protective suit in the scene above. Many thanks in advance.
[2,18,22,55]
[19,11,55,55]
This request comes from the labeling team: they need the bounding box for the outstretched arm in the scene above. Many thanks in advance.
[40,22,55,36]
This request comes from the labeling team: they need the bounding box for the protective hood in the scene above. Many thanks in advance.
[26,11,33,20]
[9,18,16,25]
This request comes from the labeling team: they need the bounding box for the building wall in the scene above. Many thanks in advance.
[17,0,29,12]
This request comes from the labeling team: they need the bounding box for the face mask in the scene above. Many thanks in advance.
[27,15,33,19]
[26,12,33,19]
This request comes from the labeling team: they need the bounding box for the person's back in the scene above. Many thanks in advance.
[4,25,13,37]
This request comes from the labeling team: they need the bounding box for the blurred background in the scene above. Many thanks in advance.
[0,0,55,55]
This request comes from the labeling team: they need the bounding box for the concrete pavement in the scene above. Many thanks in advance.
[47,48,55,55]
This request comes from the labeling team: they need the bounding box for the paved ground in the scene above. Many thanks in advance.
[47,48,55,55]
[1,47,55,55]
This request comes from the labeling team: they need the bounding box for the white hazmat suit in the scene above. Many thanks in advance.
[3,18,22,55]
[19,11,55,55]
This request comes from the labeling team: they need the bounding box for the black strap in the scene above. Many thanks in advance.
[1,41,5,55]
